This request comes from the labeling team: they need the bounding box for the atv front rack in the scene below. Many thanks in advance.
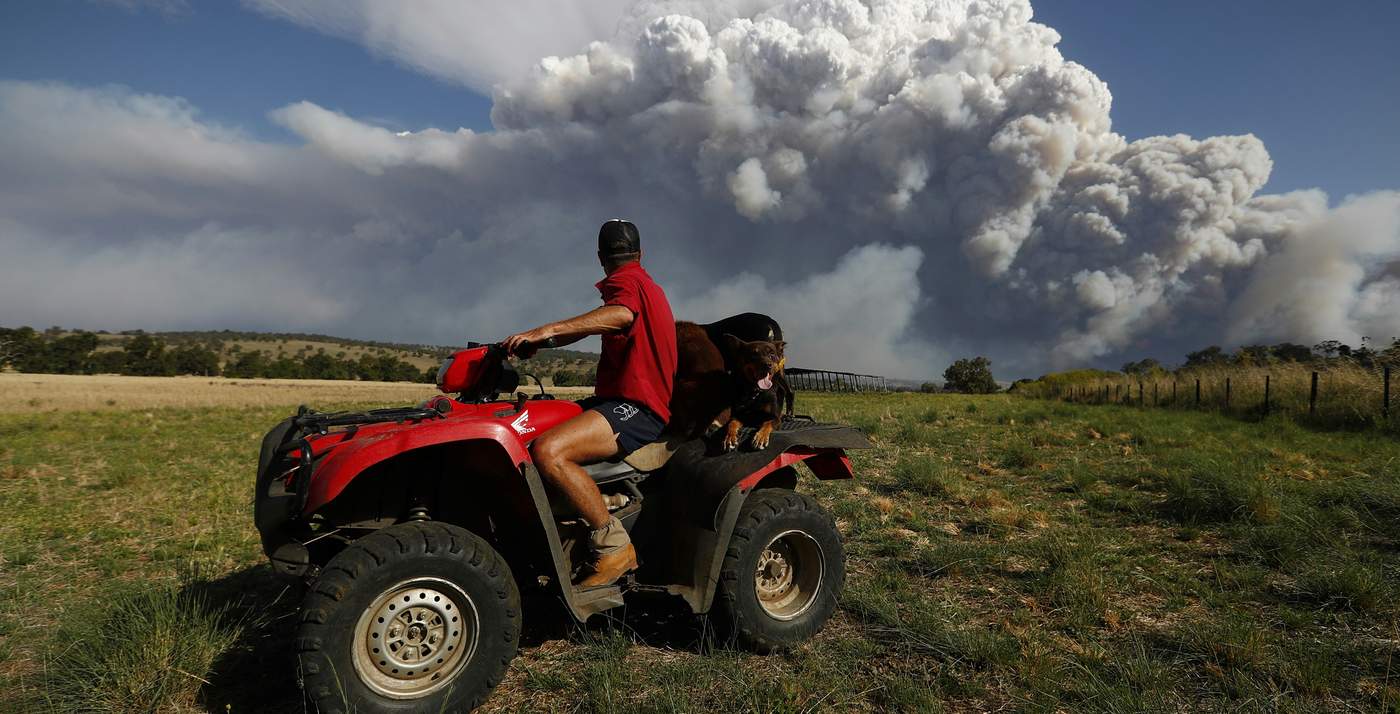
[292,404,445,435]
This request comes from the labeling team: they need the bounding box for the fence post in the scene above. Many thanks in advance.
[1195,379,1201,407]
[1115,384,1121,402]
[1309,371,1319,416]
[1225,377,1231,409]
[1138,382,1144,406]
[1384,367,1391,419]
[1172,381,1177,405]
[1264,375,1270,414]
[1154,382,1159,406]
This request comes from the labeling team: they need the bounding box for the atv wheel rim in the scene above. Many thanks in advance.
[352,577,479,699]
[754,529,824,621]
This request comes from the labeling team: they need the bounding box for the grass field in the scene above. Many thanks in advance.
[1,383,1398,712]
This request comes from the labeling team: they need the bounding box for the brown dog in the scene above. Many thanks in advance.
[666,321,732,439]
[720,334,786,451]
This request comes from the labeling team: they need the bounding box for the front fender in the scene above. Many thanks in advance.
[302,418,530,515]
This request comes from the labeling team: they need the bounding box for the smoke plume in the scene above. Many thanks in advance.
[2,0,1397,378]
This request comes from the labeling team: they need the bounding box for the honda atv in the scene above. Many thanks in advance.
[253,341,870,713]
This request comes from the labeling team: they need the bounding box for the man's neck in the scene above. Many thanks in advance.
[604,259,639,276]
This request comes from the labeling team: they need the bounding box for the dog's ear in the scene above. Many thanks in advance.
[722,333,746,351]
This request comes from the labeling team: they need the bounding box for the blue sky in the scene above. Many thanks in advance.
[3,0,1396,200]
[0,0,495,136]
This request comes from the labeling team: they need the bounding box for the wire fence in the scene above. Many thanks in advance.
[1048,366,1393,425]
[787,367,891,392]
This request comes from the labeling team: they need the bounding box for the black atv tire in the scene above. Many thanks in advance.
[297,521,520,713]
[713,489,844,653]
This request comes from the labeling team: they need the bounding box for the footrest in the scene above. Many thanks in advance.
[571,583,625,616]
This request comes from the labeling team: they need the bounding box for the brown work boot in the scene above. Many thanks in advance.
[577,543,638,588]
[576,516,637,588]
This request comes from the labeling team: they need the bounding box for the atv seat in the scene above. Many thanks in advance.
[580,458,641,485]
[580,437,683,485]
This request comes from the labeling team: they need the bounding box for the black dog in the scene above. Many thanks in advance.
[719,334,786,451]
[700,312,794,417]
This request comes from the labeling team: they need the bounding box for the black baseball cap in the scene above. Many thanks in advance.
[598,219,641,257]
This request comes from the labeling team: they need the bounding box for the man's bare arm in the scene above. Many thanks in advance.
[503,305,633,355]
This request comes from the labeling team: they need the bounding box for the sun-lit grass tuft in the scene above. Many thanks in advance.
[42,584,241,713]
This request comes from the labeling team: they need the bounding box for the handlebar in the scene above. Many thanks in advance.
[499,336,557,358]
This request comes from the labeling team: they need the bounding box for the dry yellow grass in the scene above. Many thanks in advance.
[0,373,439,413]
[0,373,597,413]
[1030,361,1392,425]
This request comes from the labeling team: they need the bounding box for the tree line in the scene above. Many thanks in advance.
[1120,338,1400,377]
[930,338,1400,397]
[0,326,433,383]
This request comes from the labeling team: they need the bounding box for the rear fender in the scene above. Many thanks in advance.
[637,447,854,614]
[696,448,853,612]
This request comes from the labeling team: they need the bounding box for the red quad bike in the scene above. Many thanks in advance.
[254,341,871,713]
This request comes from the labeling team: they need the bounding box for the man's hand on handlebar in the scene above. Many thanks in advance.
[502,328,555,358]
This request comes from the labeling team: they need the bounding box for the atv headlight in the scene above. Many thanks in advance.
[434,356,454,389]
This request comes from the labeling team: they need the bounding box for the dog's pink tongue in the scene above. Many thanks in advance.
[758,375,773,390]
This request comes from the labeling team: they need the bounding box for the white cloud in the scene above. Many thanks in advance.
[243,0,637,91]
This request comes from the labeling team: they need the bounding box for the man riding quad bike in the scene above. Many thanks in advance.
[252,221,871,712]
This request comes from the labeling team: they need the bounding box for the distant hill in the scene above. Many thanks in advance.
[3,325,599,386]
[127,330,599,373]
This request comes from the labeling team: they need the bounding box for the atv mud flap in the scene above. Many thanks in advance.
[253,416,313,578]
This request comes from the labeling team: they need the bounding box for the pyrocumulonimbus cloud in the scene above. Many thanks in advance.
[1,0,1397,378]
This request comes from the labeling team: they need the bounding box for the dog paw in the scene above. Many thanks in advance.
[722,435,740,452]
[749,433,770,450]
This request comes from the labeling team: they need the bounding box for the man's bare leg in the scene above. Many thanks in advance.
[531,410,637,586]
[531,410,618,527]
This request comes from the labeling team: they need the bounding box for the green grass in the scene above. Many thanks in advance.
[1,393,1399,711]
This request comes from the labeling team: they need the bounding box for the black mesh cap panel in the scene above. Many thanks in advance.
[598,219,641,256]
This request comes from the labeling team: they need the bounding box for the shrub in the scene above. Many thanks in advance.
[892,456,956,498]
[998,441,1037,471]
[1160,466,1278,525]
[943,357,998,394]
[1291,560,1390,612]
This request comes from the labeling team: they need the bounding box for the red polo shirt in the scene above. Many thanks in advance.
[594,261,676,422]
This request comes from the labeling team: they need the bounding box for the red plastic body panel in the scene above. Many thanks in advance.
[734,447,855,493]
[437,347,491,393]
[297,396,582,514]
